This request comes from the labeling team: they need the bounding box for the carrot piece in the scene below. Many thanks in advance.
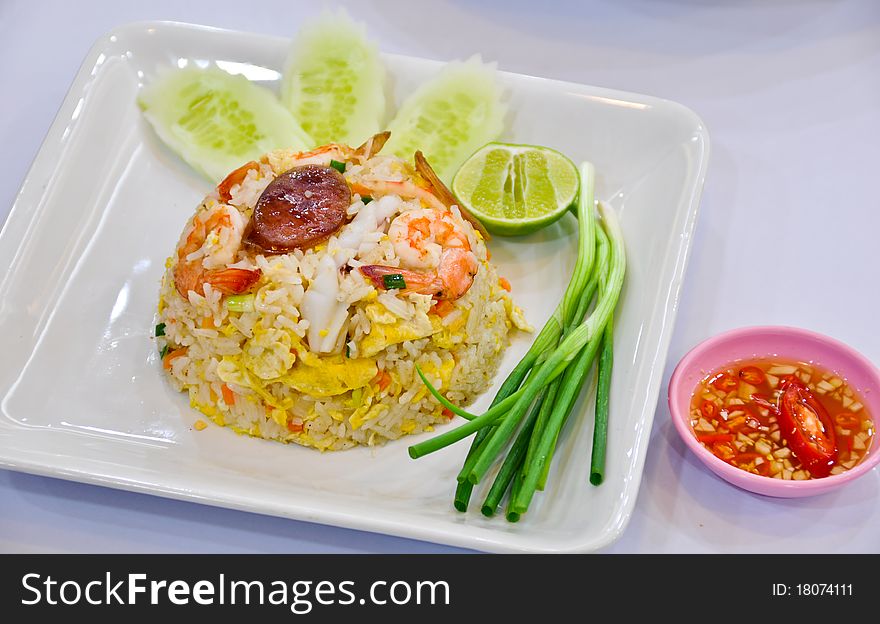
[375,370,392,391]
[162,347,188,370]
[221,384,236,406]
[442,407,455,420]
[201,316,215,329]
[498,277,511,292]
[349,182,373,197]
[287,421,304,433]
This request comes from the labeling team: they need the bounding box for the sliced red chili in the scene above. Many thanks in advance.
[698,433,735,444]
[777,379,838,478]
[700,400,720,421]
[711,441,737,462]
[711,373,739,392]
[779,374,801,389]
[739,365,766,386]
[735,452,764,464]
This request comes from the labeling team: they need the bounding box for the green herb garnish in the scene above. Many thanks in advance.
[382,273,406,290]
[155,322,166,337]
[159,344,169,359]
[361,195,373,204]
[330,159,346,174]
[225,294,255,313]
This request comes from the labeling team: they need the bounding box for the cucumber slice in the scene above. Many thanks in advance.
[138,67,313,182]
[385,56,506,183]
[281,11,386,147]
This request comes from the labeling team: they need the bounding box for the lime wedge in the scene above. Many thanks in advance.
[452,143,579,236]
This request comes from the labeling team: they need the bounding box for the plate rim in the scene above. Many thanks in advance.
[0,19,711,553]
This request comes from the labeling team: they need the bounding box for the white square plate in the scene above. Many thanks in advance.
[0,21,708,553]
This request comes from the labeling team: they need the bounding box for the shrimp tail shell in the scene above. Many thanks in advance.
[204,268,262,295]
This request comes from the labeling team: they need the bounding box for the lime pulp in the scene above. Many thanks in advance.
[451,142,579,236]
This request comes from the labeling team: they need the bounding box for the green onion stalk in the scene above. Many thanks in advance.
[522,225,608,489]
[409,164,597,457]
[445,162,598,512]
[509,202,625,512]
[408,163,627,521]
[529,226,610,493]
[590,319,614,486]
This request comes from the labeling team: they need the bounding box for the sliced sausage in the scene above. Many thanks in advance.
[246,165,350,252]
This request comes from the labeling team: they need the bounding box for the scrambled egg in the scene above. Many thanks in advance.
[431,310,468,349]
[349,403,388,431]
[420,357,455,388]
[360,302,442,357]
[503,296,532,332]
[241,322,297,380]
[279,352,377,398]
[264,149,302,175]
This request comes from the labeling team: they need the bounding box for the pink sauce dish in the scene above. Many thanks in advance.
[668,326,880,497]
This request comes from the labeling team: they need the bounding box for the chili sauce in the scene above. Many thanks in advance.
[689,359,874,479]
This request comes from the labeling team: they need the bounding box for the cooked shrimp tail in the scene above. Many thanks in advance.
[216,160,260,201]
[203,267,263,294]
[360,248,478,301]
[414,150,489,240]
[359,264,431,290]
[355,131,391,160]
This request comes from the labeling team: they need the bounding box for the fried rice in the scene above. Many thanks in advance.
[157,146,529,450]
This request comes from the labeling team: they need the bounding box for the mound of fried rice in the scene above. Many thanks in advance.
[157,148,530,450]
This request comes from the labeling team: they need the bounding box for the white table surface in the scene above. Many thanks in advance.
[1,0,878,554]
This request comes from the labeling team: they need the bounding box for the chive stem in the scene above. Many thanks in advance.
[536,329,603,491]
[510,200,626,513]
[225,294,255,313]
[505,471,524,522]
[590,320,614,486]
[407,385,524,458]
[453,353,541,510]
[480,389,544,516]
[462,164,599,486]
[409,164,626,523]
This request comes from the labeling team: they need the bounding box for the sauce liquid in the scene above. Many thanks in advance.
[690,358,874,479]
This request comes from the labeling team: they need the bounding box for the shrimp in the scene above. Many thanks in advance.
[359,208,480,300]
[289,131,389,166]
[173,204,261,298]
[414,150,489,240]
[267,131,392,172]
[213,134,390,203]
[349,151,490,240]
[361,248,478,301]
[350,179,448,213]
[216,160,260,202]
